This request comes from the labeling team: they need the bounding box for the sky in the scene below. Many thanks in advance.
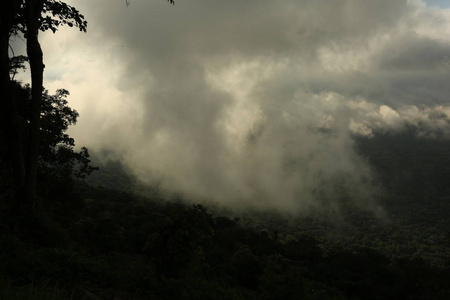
[13,0,450,214]
[425,0,450,8]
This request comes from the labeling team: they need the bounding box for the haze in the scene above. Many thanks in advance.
[16,0,450,213]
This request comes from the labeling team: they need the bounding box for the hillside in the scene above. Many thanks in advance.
[2,131,450,299]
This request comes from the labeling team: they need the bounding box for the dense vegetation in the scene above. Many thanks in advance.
[1,82,450,299]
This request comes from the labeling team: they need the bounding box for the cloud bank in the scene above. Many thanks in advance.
[36,0,450,213]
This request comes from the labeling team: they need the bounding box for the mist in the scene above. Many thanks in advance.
[33,0,450,213]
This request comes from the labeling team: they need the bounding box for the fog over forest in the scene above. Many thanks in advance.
[13,0,450,213]
[4,1,450,299]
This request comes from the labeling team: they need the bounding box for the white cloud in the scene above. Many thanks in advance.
[25,0,450,213]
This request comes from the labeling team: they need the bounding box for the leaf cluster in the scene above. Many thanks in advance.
[40,0,87,33]
[9,0,87,36]
[8,55,29,79]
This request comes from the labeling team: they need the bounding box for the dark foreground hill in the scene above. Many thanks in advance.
[1,183,450,299]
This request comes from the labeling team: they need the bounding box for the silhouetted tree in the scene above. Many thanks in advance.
[1,0,173,214]
[0,0,26,214]
[0,0,87,216]
[12,83,97,181]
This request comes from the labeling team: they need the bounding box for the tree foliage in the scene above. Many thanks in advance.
[40,0,88,33]
[11,82,98,183]
[8,0,88,36]
[1,0,91,210]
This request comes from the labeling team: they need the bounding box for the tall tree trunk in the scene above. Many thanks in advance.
[24,0,45,207]
[0,0,27,215]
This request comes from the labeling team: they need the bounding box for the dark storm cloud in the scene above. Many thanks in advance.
[376,35,450,71]
[40,0,450,213]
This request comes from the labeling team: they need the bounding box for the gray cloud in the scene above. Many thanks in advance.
[38,0,450,213]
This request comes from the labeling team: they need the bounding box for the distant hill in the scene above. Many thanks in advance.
[355,129,450,199]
